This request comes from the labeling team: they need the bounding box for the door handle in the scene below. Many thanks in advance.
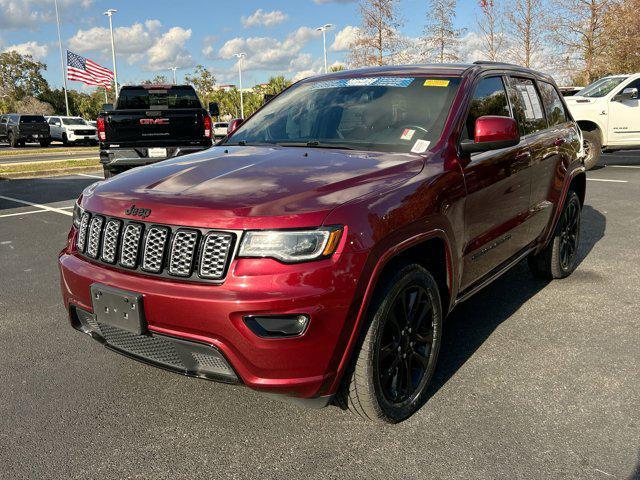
[554,138,566,147]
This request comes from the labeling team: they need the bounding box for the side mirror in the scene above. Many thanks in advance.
[208,101,220,117]
[227,118,243,136]
[102,103,114,112]
[614,87,638,101]
[460,116,520,154]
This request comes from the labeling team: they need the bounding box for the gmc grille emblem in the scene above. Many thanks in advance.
[140,118,169,125]
[124,205,151,218]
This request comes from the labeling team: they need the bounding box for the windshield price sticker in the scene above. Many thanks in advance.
[401,129,416,140]
[411,139,431,153]
[424,79,450,87]
[311,77,415,90]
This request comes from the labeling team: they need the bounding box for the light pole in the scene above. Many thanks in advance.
[103,9,119,102]
[234,52,246,118]
[54,0,70,116]
[169,67,178,84]
[316,24,333,73]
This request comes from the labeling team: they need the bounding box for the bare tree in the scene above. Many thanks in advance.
[549,0,611,84]
[349,0,404,67]
[422,0,465,62]
[504,0,548,68]
[477,0,504,61]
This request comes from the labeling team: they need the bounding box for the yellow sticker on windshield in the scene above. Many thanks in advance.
[424,79,450,87]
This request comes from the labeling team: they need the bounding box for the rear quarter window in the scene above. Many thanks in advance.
[538,81,568,126]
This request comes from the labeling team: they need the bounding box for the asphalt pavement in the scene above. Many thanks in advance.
[0,143,98,164]
[0,153,638,479]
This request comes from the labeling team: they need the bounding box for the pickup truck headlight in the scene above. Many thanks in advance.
[238,227,343,263]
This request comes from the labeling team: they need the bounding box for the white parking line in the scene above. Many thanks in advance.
[587,178,628,183]
[606,165,640,169]
[0,209,51,219]
[0,194,72,216]
[76,173,104,179]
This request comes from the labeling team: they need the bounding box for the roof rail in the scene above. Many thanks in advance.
[473,60,523,68]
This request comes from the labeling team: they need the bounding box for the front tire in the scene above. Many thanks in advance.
[39,139,51,147]
[8,132,19,148]
[336,264,442,423]
[62,133,69,146]
[582,130,601,170]
[528,190,581,279]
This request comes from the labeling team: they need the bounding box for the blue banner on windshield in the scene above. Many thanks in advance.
[311,77,415,90]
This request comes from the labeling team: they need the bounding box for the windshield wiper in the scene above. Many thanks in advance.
[277,141,355,150]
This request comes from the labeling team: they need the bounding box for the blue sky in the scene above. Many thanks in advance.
[0,0,485,91]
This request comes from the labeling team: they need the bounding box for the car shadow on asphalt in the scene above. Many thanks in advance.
[426,204,606,399]
[0,176,100,208]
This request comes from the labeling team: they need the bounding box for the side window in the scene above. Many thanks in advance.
[538,81,568,126]
[464,76,510,140]
[507,77,547,135]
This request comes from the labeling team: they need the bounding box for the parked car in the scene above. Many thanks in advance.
[565,73,640,169]
[0,114,51,147]
[212,122,229,140]
[59,62,585,424]
[47,116,98,145]
[97,84,214,178]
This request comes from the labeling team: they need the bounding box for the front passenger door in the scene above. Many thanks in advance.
[608,78,640,145]
[460,76,533,290]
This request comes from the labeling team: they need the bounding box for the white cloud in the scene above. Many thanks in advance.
[3,41,48,60]
[330,25,359,51]
[68,20,194,72]
[218,27,321,72]
[241,9,288,28]
[146,27,194,71]
[292,69,317,82]
[0,0,93,30]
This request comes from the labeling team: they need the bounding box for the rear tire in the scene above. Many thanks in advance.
[336,264,443,424]
[582,130,601,170]
[103,166,116,178]
[528,190,581,279]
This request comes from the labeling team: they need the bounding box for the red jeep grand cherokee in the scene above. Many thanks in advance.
[59,62,585,423]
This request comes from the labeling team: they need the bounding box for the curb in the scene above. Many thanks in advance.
[0,156,98,167]
[0,165,102,180]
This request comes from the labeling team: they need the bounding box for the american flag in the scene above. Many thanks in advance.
[67,51,114,89]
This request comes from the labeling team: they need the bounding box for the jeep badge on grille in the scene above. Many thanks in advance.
[125,205,151,218]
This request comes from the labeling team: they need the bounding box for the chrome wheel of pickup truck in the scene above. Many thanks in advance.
[582,130,601,170]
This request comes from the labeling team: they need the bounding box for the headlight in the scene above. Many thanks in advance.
[238,227,343,263]
[72,202,84,228]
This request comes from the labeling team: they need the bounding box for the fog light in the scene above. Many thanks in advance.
[244,314,310,338]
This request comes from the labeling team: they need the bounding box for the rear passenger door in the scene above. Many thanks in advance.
[460,75,533,290]
[507,77,574,242]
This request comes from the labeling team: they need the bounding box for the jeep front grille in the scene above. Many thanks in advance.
[75,211,237,283]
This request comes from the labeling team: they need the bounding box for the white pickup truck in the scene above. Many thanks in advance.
[565,73,640,169]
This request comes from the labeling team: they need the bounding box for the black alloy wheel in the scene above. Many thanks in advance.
[558,197,580,271]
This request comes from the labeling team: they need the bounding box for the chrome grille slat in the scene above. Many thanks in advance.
[75,211,235,283]
[169,230,199,277]
[141,226,169,273]
[77,212,91,252]
[199,232,234,279]
[86,216,104,258]
[120,223,143,268]
[101,219,122,263]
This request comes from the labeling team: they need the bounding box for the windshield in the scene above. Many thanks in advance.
[19,115,45,123]
[226,76,461,153]
[62,117,87,126]
[577,76,628,98]
[117,86,202,110]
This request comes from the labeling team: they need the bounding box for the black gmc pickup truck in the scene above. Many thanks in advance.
[0,114,51,147]
[97,85,214,177]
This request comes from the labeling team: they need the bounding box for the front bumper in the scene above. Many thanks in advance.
[100,144,211,167]
[68,132,97,143]
[59,244,367,400]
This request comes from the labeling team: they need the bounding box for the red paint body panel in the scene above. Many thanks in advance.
[59,64,585,402]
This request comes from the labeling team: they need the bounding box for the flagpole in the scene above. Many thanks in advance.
[104,9,119,103]
[54,0,70,116]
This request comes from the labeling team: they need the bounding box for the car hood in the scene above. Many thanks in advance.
[82,145,424,229]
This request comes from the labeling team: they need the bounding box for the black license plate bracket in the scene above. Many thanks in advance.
[90,284,146,334]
